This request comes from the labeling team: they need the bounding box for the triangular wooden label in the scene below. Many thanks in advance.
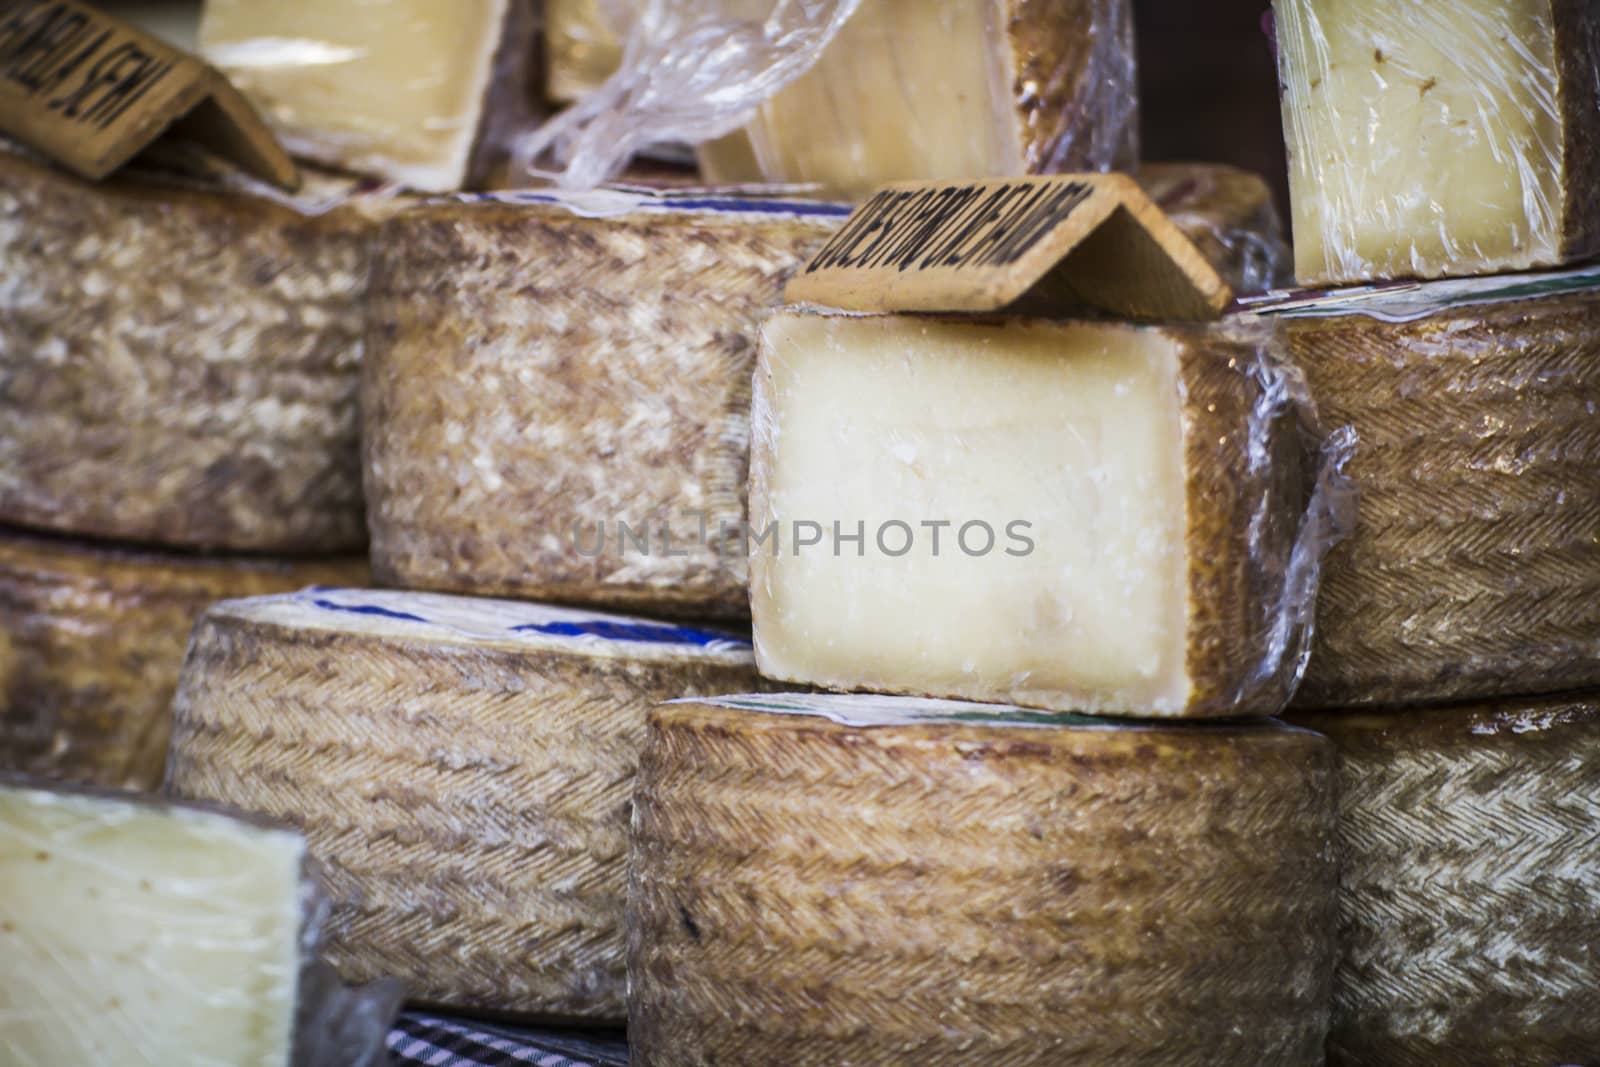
[0,0,298,189]
[785,174,1232,321]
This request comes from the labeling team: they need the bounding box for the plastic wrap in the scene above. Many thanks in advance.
[545,0,634,101]
[748,307,1356,718]
[0,530,365,792]
[0,143,400,553]
[1137,162,1292,294]
[1273,0,1600,286]
[165,588,764,1022]
[1252,266,1600,708]
[1289,693,1600,1066]
[363,188,847,618]
[198,0,542,192]
[630,694,1338,1065]
[0,775,399,1066]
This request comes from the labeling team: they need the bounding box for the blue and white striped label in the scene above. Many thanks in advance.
[442,185,854,221]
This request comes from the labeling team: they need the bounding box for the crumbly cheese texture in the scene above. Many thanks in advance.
[750,308,1306,718]
[166,588,763,1021]
[363,196,842,619]
[0,782,306,1066]
[0,531,367,793]
[0,147,394,552]
[696,0,1137,200]
[1291,696,1600,1066]
[630,696,1338,1066]
[1282,285,1600,707]
[200,0,540,191]
[1274,0,1600,285]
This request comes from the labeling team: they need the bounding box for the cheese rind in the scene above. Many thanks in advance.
[1290,695,1600,1066]
[363,194,844,619]
[0,531,366,792]
[0,147,391,553]
[1278,280,1600,707]
[1274,0,1600,285]
[696,0,1138,200]
[166,588,763,1021]
[1138,163,1291,294]
[629,695,1338,1066]
[750,308,1314,718]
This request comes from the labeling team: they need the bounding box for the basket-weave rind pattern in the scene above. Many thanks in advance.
[1291,695,1600,1066]
[167,608,764,1021]
[628,702,1339,1065]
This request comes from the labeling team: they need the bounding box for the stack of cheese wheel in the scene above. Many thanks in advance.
[1262,2,1600,1060]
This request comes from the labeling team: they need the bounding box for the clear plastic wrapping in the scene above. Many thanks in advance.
[1273,0,1600,286]
[1137,162,1292,295]
[0,776,399,1066]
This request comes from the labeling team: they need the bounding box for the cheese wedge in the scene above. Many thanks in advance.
[1274,0,1600,285]
[630,694,1338,1066]
[167,588,764,1021]
[1291,694,1600,1067]
[750,307,1314,717]
[546,0,628,101]
[1138,162,1290,294]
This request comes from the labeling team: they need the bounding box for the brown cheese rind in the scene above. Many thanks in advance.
[1006,0,1139,174]
[1137,162,1291,294]
[1288,290,1600,707]
[629,700,1339,1066]
[0,148,391,553]
[1290,694,1600,1067]
[0,531,366,792]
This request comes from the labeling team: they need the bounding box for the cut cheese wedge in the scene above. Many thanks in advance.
[1138,162,1290,294]
[167,588,763,1021]
[750,307,1316,717]
[630,694,1338,1066]
[546,0,628,101]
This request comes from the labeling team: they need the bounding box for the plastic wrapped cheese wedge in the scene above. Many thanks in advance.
[1290,693,1600,1067]
[0,531,366,793]
[1255,268,1600,708]
[750,307,1349,717]
[1138,162,1291,294]
[166,588,764,1021]
[199,0,541,191]
[1274,0,1600,285]
[364,189,847,618]
[0,144,399,553]
[0,777,398,1066]
[695,0,1138,200]
[546,0,629,101]
[629,694,1339,1067]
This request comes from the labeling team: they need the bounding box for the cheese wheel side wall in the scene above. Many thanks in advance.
[1289,292,1600,707]
[167,606,765,1021]
[628,703,1339,1066]
[1555,0,1600,256]
[1291,695,1600,1066]
[0,533,367,792]
[1005,0,1139,173]
[0,150,376,553]
[363,202,837,618]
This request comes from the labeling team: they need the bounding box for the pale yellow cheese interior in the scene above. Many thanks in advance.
[1277,0,1567,284]
[199,0,512,191]
[0,785,305,1065]
[546,0,627,101]
[752,312,1192,714]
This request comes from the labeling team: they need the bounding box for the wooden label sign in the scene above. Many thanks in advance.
[786,174,1232,322]
[0,0,298,188]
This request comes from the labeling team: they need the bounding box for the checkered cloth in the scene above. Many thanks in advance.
[387,1013,629,1067]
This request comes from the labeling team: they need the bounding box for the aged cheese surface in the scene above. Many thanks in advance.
[0,146,393,553]
[166,588,763,1021]
[630,694,1338,1066]
[0,530,366,792]
[0,779,307,1065]
[199,0,540,192]
[696,0,1138,200]
[364,192,845,619]
[750,308,1309,718]
[1274,0,1600,285]
[1291,694,1600,1067]
[1271,275,1600,707]
[1138,162,1290,294]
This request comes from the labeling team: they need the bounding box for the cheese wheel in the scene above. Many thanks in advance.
[0,146,396,553]
[629,694,1339,1066]
[166,588,764,1021]
[363,191,845,619]
[1291,694,1600,1066]
[1272,274,1600,706]
[0,530,366,792]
